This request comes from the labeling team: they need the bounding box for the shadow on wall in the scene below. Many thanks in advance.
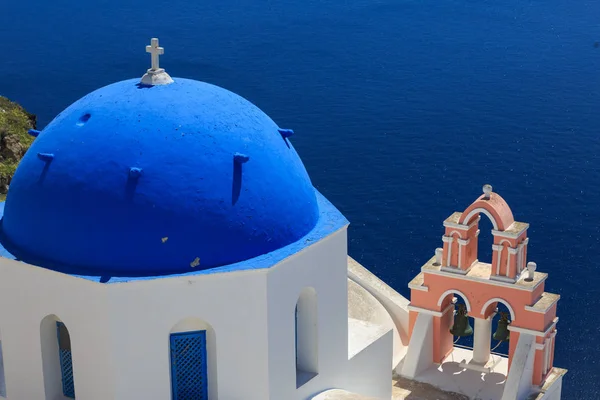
[0,331,6,397]
[295,287,318,388]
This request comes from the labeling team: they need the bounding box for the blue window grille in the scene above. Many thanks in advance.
[170,331,208,400]
[56,322,75,398]
[0,340,6,397]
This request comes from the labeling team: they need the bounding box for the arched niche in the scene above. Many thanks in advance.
[40,314,75,399]
[295,287,318,388]
[170,317,217,400]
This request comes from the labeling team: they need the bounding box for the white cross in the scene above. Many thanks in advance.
[146,38,164,71]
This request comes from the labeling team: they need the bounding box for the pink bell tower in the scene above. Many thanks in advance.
[400,185,566,400]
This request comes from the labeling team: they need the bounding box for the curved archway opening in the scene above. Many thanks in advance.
[438,290,474,348]
[477,213,495,262]
[295,287,318,388]
[482,299,515,356]
[169,317,217,400]
[40,314,75,399]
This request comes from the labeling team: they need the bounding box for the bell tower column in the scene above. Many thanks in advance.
[472,316,492,364]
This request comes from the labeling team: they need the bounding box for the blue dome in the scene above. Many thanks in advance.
[2,78,319,276]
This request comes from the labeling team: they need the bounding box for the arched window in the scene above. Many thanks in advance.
[170,318,217,400]
[56,322,75,398]
[481,298,516,356]
[439,290,474,348]
[295,287,318,388]
[40,315,75,399]
[0,330,6,398]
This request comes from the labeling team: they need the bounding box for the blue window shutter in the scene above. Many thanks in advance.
[170,331,208,400]
[56,322,75,398]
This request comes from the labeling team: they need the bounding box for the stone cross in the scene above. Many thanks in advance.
[146,38,164,71]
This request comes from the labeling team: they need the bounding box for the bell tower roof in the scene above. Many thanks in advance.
[458,184,515,231]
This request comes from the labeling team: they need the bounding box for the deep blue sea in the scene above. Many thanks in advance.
[1,0,599,397]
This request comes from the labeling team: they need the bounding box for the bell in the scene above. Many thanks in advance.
[493,312,511,342]
[450,304,473,337]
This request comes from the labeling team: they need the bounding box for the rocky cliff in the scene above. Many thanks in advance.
[0,96,35,198]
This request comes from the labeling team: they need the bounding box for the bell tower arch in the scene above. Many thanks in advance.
[440,184,529,283]
[402,185,563,399]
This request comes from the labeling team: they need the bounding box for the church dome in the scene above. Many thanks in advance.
[1,77,319,276]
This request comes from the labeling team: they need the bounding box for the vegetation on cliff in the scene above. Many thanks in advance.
[0,96,35,198]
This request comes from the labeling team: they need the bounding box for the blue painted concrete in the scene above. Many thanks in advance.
[2,78,321,277]
[0,190,348,283]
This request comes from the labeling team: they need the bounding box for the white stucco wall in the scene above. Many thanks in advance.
[265,228,393,400]
[106,267,271,400]
[0,225,395,400]
[266,228,351,399]
[0,259,114,400]
[0,252,273,400]
[345,330,392,399]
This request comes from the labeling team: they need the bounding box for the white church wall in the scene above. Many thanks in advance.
[0,327,5,398]
[344,329,393,399]
[0,258,115,400]
[0,221,395,400]
[296,287,319,377]
[266,228,352,399]
[106,267,271,400]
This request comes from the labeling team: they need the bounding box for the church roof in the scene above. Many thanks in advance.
[0,76,322,278]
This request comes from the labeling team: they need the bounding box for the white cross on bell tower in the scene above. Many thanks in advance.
[140,37,174,86]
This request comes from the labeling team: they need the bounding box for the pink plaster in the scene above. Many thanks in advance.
[459,192,515,231]
[533,345,544,385]
[406,188,560,388]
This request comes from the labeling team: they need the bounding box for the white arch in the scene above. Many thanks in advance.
[480,298,516,321]
[437,289,472,312]
[463,207,499,231]
[499,239,512,247]
[448,230,462,239]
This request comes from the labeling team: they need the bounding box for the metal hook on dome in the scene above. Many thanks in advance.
[234,153,250,164]
[125,168,143,202]
[129,167,143,179]
[278,128,294,139]
[37,153,54,162]
[28,129,41,138]
[278,128,294,149]
[232,153,249,205]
